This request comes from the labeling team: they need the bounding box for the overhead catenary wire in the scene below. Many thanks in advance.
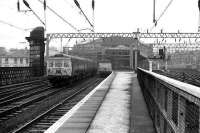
[37,0,80,32]
[157,0,174,22]
[63,0,88,22]
[23,0,45,25]
[0,19,27,31]
[73,0,93,28]
[150,0,174,31]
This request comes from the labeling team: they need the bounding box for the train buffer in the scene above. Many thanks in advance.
[45,71,155,133]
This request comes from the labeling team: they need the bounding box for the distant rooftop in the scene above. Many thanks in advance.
[0,49,29,58]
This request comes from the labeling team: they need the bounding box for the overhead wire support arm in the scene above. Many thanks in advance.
[151,0,174,30]
[74,0,93,28]
[47,32,200,39]
[79,7,94,28]
[153,0,156,24]
[23,0,45,25]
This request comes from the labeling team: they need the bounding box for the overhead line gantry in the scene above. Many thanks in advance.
[47,32,200,39]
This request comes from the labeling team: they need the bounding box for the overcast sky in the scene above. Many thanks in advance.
[0,0,199,49]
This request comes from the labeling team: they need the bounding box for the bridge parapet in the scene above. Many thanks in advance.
[0,67,32,86]
[137,68,200,133]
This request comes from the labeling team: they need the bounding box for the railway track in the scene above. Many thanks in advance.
[154,69,200,87]
[0,79,53,122]
[0,79,50,99]
[12,77,102,133]
[0,76,103,133]
[0,86,55,121]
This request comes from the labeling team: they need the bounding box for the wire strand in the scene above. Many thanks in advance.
[157,0,174,22]
[151,0,174,31]
[37,0,80,32]
[0,20,26,31]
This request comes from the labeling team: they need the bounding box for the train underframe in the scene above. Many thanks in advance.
[98,71,112,78]
[48,70,97,87]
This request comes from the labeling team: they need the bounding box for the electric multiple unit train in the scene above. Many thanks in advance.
[47,53,97,85]
[97,60,112,77]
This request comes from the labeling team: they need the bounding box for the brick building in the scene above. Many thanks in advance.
[68,36,153,70]
[0,49,29,67]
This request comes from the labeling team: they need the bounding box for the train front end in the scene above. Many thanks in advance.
[47,54,72,85]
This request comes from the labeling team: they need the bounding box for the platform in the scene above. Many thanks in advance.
[45,72,155,133]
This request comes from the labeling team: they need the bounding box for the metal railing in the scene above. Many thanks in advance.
[137,67,200,133]
[0,67,32,86]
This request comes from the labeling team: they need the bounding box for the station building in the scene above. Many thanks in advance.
[68,36,153,70]
[0,51,29,67]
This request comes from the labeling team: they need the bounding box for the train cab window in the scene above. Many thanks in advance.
[49,61,54,67]
[55,62,62,67]
[64,62,69,67]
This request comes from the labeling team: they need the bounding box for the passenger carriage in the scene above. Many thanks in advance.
[47,53,97,86]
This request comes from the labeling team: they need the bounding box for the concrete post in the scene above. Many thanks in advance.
[135,50,138,71]
[129,43,134,70]
[134,38,138,71]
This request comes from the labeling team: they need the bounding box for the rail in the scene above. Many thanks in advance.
[0,67,32,86]
[137,67,200,133]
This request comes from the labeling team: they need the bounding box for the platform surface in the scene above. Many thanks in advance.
[130,75,155,133]
[45,72,155,133]
[45,73,115,133]
[87,72,132,133]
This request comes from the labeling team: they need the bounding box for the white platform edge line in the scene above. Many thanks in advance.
[138,68,200,98]
[45,72,114,133]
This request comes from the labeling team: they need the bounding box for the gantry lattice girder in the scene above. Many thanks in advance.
[47,32,200,39]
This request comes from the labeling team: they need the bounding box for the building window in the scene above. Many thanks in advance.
[20,58,23,64]
[5,58,8,64]
[26,58,28,64]
[14,58,17,64]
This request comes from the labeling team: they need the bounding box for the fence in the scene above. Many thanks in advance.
[137,67,200,133]
[0,67,32,86]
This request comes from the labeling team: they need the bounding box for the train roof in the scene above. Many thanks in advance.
[48,53,94,62]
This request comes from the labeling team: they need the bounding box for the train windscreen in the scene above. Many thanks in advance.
[48,61,54,67]
[55,60,62,67]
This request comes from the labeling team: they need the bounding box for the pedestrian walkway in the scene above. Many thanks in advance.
[45,71,155,133]
[130,75,155,133]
